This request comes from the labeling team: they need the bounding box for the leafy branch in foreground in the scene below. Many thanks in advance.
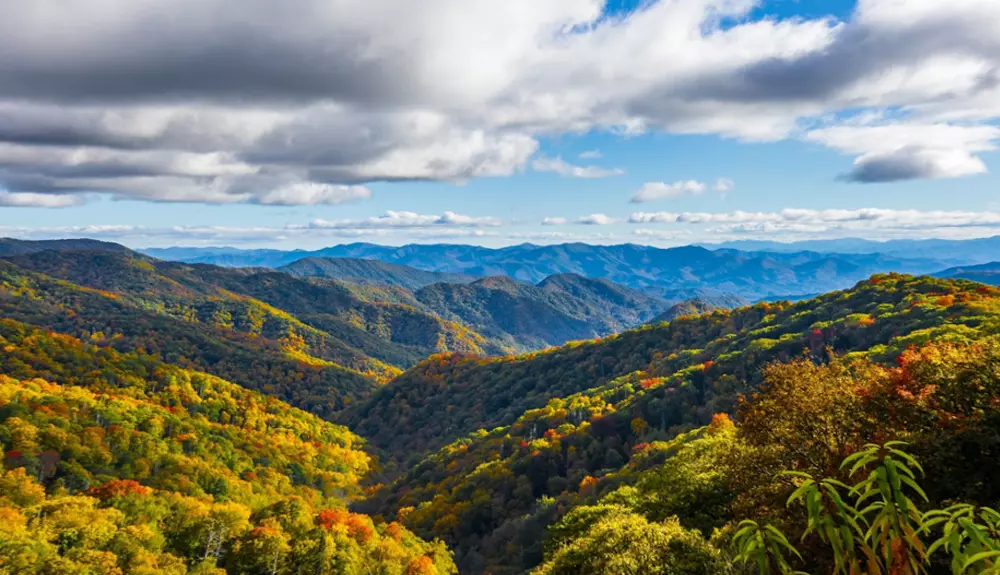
[922,504,1000,574]
[734,442,1000,575]
[732,519,807,575]
[844,441,928,575]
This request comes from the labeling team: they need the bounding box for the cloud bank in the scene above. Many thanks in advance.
[0,0,998,207]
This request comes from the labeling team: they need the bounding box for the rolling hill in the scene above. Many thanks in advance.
[349,274,1000,573]
[0,316,458,574]
[649,297,737,323]
[0,237,137,256]
[413,274,667,350]
[0,241,690,361]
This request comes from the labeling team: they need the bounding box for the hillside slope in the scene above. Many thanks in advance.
[0,318,457,574]
[1,249,501,369]
[650,297,738,323]
[3,241,680,360]
[414,274,667,350]
[354,275,1000,573]
[347,274,999,464]
[0,257,380,418]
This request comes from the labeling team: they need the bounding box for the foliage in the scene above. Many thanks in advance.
[357,276,1000,572]
[0,317,457,574]
[532,511,730,575]
[350,274,1000,465]
[734,443,1000,575]
[732,520,804,575]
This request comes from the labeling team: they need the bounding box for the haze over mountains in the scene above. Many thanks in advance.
[705,236,1000,265]
[936,261,1000,286]
[144,239,986,301]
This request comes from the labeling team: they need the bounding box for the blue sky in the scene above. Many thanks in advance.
[1,0,999,248]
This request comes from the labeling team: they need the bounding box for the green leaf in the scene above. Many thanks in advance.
[887,447,924,476]
[899,474,928,502]
[964,550,1000,570]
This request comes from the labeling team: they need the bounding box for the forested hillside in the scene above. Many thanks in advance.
[1,245,685,363]
[348,274,996,462]
[0,318,457,573]
[0,256,385,417]
[351,275,1000,573]
[413,274,666,350]
[650,297,737,323]
[5,238,1000,575]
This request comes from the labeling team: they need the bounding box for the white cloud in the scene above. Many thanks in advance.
[10,206,1000,248]
[577,213,620,225]
[713,178,734,192]
[253,183,372,206]
[0,0,998,209]
[631,228,693,240]
[630,208,1000,238]
[0,191,87,207]
[306,210,502,230]
[541,216,568,225]
[806,123,1000,182]
[0,220,627,248]
[532,156,624,178]
[631,180,708,203]
[578,150,602,159]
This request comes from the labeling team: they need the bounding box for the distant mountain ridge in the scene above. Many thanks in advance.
[414,273,667,349]
[0,237,137,256]
[143,241,950,301]
[935,261,1000,285]
[279,256,478,289]
[705,235,1000,265]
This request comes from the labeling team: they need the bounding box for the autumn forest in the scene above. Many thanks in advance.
[2,240,1000,574]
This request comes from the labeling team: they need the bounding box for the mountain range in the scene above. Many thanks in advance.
[0,242,694,368]
[143,241,957,301]
[279,256,478,289]
[3,238,1000,574]
[935,261,1000,285]
[704,235,1000,264]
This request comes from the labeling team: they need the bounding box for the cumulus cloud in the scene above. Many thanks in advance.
[305,210,502,230]
[253,183,372,205]
[577,213,620,225]
[541,216,568,225]
[0,219,626,248]
[532,156,624,178]
[631,228,692,240]
[0,0,998,207]
[631,180,708,203]
[578,150,602,160]
[0,191,87,207]
[806,123,1000,182]
[630,208,1000,237]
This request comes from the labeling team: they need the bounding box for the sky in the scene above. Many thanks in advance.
[1,0,999,249]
